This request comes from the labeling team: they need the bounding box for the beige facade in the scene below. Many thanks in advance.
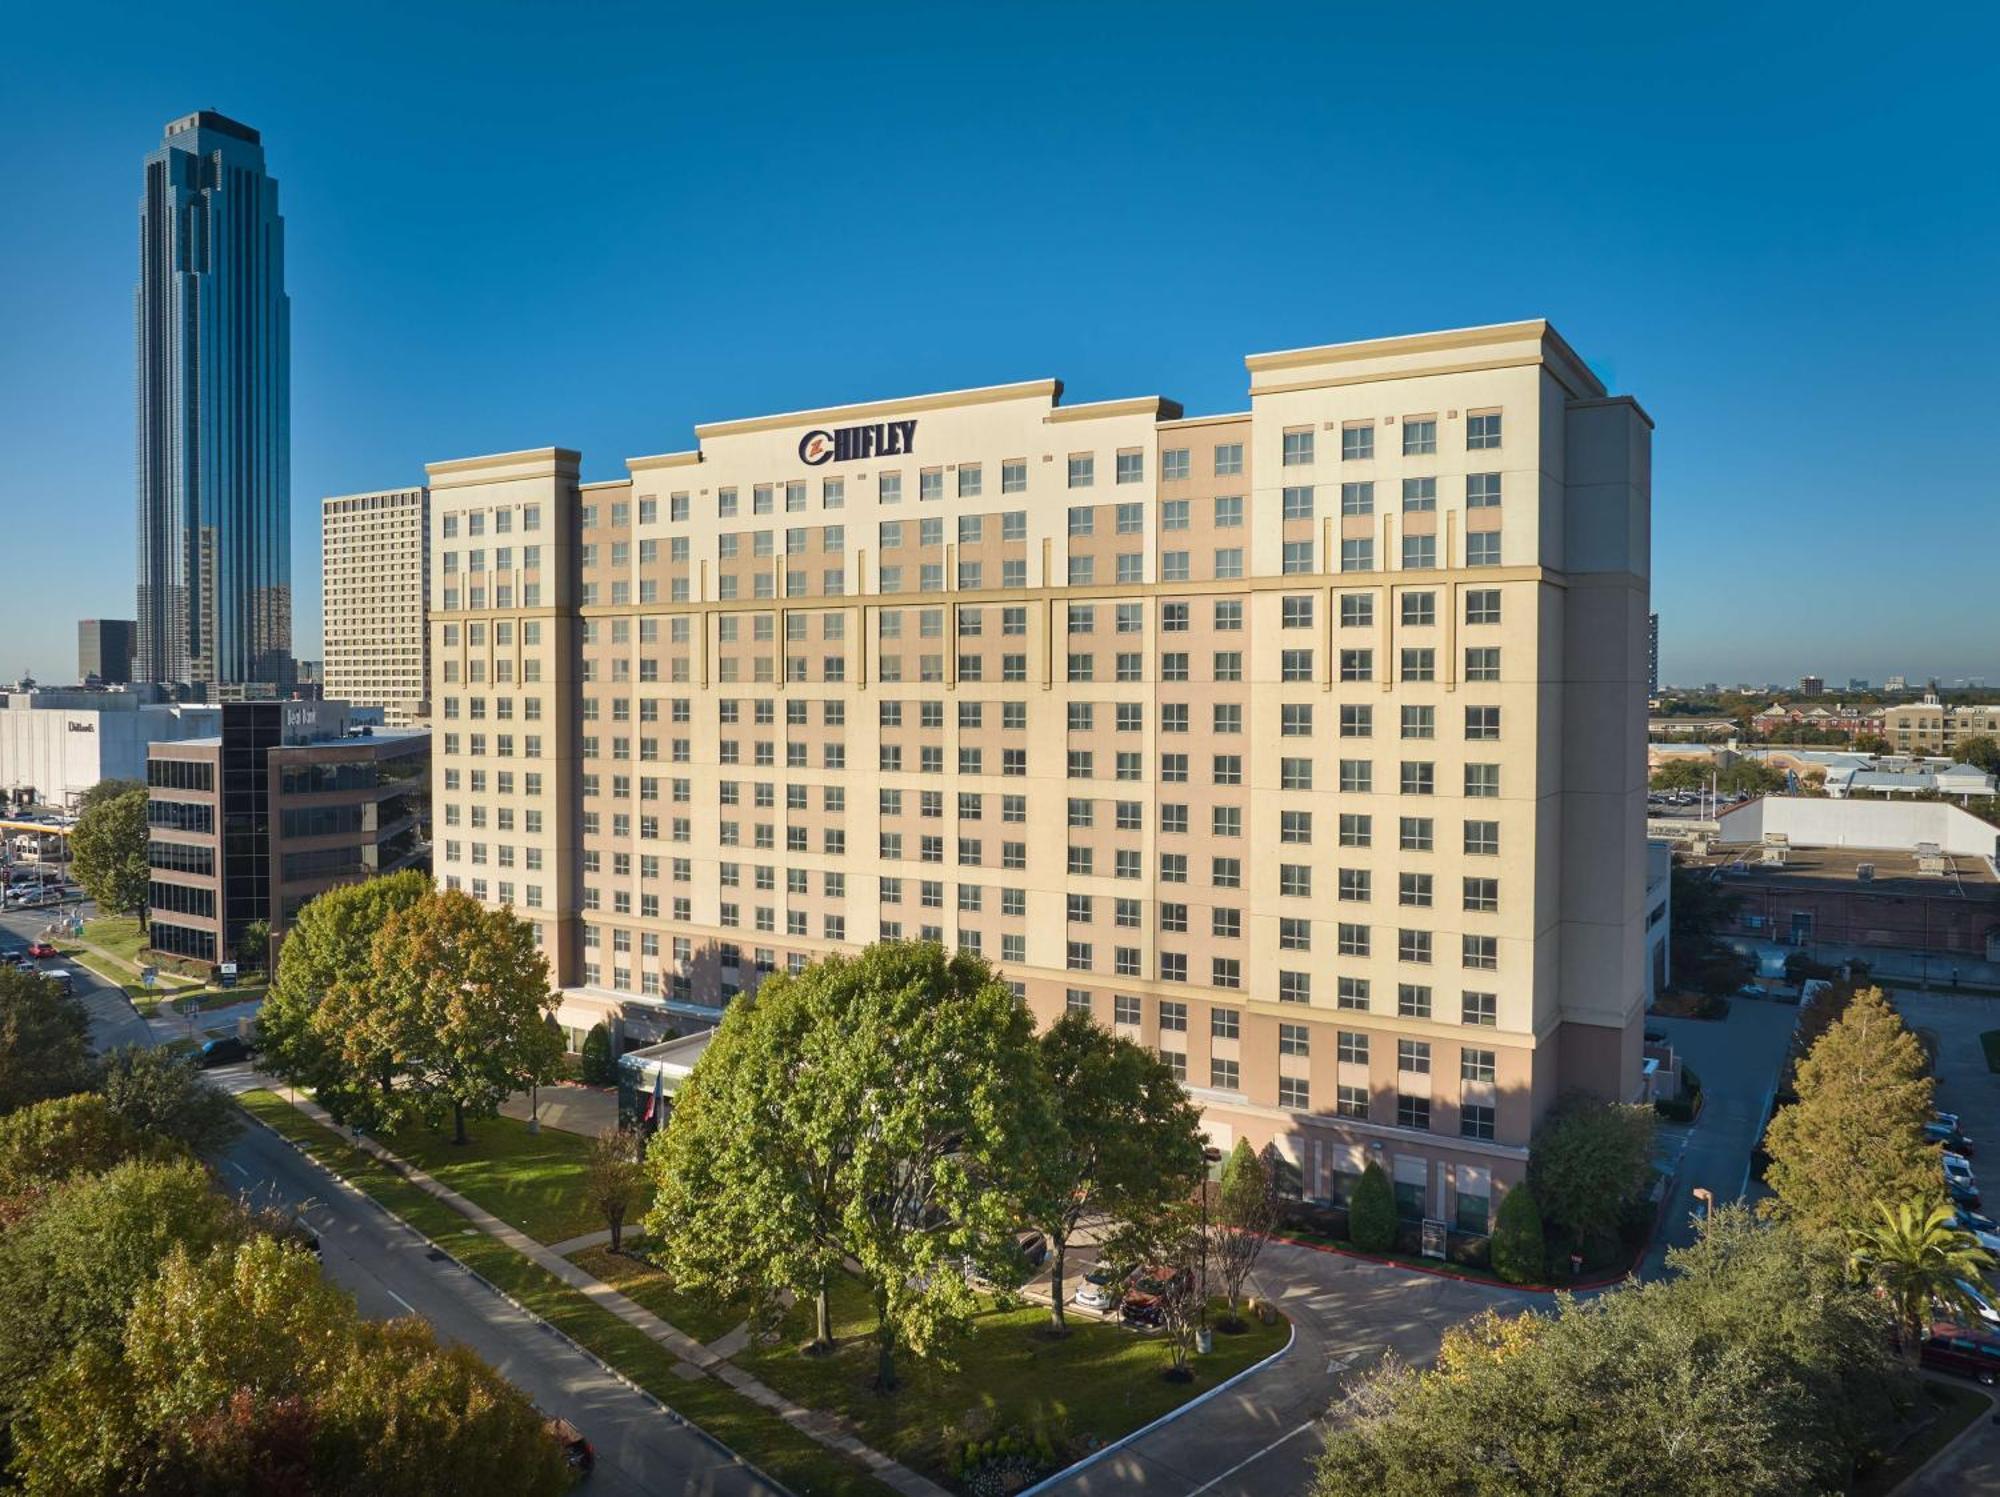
[1881,695,2000,755]
[323,488,430,724]
[425,320,1653,1231]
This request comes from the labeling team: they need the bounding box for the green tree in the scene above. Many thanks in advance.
[1763,986,1939,1236]
[644,942,1049,1388]
[69,784,150,926]
[1854,734,1894,757]
[1848,1199,1996,1363]
[1315,1207,1907,1497]
[578,1022,618,1086]
[0,1093,151,1198]
[584,1125,647,1252]
[1211,1140,1280,1327]
[77,778,145,811]
[1018,1011,1204,1332]
[97,1044,240,1157]
[261,871,430,1109]
[237,917,271,972]
[310,888,560,1142]
[1956,735,2000,771]
[1489,1183,1546,1285]
[1648,760,1707,792]
[1527,1098,1656,1259]
[1348,1161,1396,1253]
[0,967,95,1116]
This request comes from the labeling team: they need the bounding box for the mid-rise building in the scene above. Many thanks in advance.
[135,110,291,694]
[322,487,430,723]
[1798,675,1825,697]
[0,689,219,808]
[78,620,137,685]
[146,701,427,968]
[425,321,1653,1230]
[1881,687,2000,755]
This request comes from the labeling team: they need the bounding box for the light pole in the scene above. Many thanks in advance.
[1692,1186,1714,1227]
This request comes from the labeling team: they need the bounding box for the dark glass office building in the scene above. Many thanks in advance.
[135,111,292,693]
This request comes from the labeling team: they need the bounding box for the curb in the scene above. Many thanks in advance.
[1013,1321,1298,1497]
[235,1104,801,1497]
[1267,1232,1644,1295]
[1886,1379,1999,1497]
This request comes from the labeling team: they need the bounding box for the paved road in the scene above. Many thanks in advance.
[216,1069,781,1497]
[0,902,151,1053]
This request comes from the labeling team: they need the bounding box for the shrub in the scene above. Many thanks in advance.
[579,1023,618,1086]
[1348,1161,1396,1253]
[1490,1184,1546,1284]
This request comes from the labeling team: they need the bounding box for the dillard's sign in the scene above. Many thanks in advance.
[798,419,917,467]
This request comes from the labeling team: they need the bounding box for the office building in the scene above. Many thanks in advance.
[1881,687,2000,755]
[78,620,137,685]
[322,487,430,723]
[135,111,292,694]
[1798,675,1825,697]
[1647,612,1659,695]
[426,321,1653,1228]
[146,700,428,968]
[1886,675,1909,694]
[0,689,220,808]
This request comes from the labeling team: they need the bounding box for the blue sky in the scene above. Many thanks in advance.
[2,1,1995,688]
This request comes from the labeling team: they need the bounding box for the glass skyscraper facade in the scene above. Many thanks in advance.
[136,110,292,692]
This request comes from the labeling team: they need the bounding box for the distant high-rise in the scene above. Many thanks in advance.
[78,619,137,684]
[1647,612,1659,694]
[322,487,430,723]
[135,110,291,694]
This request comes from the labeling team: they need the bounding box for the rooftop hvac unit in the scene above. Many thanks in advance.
[1856,863,1875,882]
[1760,844,1788,865]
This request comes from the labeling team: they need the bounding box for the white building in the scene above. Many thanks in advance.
[0,691,222,808]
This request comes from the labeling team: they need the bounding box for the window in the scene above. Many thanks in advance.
[1211,1058,1241,1091]
[1337,977,1370,1011]
[1398,983,1433,1019]
[1467,531,1502,567]
[1466,588,1501,625]
[1400,872,1433,907]
[1214,495,1243,528]
[1342,424,1374,461]
[1399,929,1433,965]
[1341,538,1374,572]
[1161,499,1190,531]
[1067,454,1095,488]
[1340,649,1373,683]
[1401,705,1435,740]
[1001,459,1027,494]
[1460,1105,1496,1142]
[1466,706,1501,741]
[1465,646,1501,682]
[1402,647,1435,682]
[1400,762,1435,796]
[1401,817,1434,852]
[1116,450,1144,485]
[1403,418,1437,455]
[1467,411,1502,450]
[1467,472,1502,508]
[1214,442,1244,476]
[1401,534,1437,570]
[1116,501,1144,534]
[1337,1030,1369,1064]
[1340,481,1373,516]
[1278,1077,1309,1110]
[1463,934,1499,970]
[1282,428,1314,466]
[1282,485,1313,521]
[1463,991,1497,1027]
[1465,820,1500,856]
[1466,763,1500,798]
[1337,1086,1369,1119]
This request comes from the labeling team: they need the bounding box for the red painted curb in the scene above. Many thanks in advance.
[1269,1227,1648,1295]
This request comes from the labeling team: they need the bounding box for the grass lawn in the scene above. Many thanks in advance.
[1981,1030,2000,1074]
[1852,1377,1991,1496]
[82,915,149,965]
[568,1236,751,1346]
[372,1110,627,1245]
[235,1089,890,1497]
[135,984,267,1018]
[737,1272,1290,1486]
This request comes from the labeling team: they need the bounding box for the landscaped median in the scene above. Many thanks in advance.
[236,1086,1294,1496]
[235,1088,893,1497]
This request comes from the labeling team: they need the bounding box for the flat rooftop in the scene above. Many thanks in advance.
[1689,844,1999,896]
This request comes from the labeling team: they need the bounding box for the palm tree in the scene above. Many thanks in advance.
[1848,1199,1997,1362]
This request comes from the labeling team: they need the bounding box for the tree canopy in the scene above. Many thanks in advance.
[0,1093,153,1202]
[0,967,96,1116]
[69,783,151,923]
[97,1044,239,1158]
[1526,1097,1656,1258]
[644,942,1049,1387]
[1762,986,1939,1236]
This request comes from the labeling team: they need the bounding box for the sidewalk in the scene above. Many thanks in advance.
[255,1078,947,1497]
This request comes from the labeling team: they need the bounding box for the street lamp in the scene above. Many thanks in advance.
[1692,1186,1715,1224]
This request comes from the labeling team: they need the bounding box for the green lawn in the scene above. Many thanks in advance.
[1852,1377,1991,1496]
[372,1110,627,1245]
[737,1273,1290,1486]
[235,1090,890,1497]
[135,983,267,1018]
[81,915,149,965]
[1980,1030,2000,1074]
[568,1236,752,1346]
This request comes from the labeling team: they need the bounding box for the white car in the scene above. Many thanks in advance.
[1072,1265,1125,1312]
[1945,1152,1978,1189]
[1955,1278,2000,1326]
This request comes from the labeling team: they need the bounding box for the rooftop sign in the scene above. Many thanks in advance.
[798,419,916,467]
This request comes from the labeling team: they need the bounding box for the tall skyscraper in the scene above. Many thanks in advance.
[135,110,292,694]
[78,619,137,684]
[322,487,431,723]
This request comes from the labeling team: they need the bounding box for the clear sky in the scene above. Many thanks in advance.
[2,2,1995,689]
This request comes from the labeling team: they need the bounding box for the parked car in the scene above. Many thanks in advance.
[1073,1263,1128,1312]
[1922,1322,2000,1385]
[1954,1279,2000,1326]
[41,970,73,997]
[1013,1229,1049,1271]
[25,941,56,960]
[1948,1178,1984,1211]
[1120,1264,1194,1328]
[544,1417,595,1480]
[1952,1210,2000,1255]
[1944,1152,1977,1190]
[197,1035,249,1068]
[1930,1122,1976,1156]
[1937,1111,1964,1133]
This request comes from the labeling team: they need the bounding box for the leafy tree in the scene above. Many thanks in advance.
[0,1093,151,1198]
[1348,1161,1396,1253]
[261,871,430,1107]
[578,1022,618,1086]
[1763,986,1939,1236]
[1210,1140,1280,1327]
[1854,734,1894,757]
[644,942,1049,1388]
[1649,760,1707,792]
[237,917,271,972]
[585,1125,647,1252]
[1956,735,2000,771]
[0,1159,246,1426]
[1848,1199,1996,1363]
[98,1044,240,1157]
[0,967,95,1116]
[77,778,145,811]
[1018,1011,1203,1332]
[1528,1098,1656,1258]
[1489,1183,1546,1285]
[69,784,150,926]
[1315,1207,1907,1497]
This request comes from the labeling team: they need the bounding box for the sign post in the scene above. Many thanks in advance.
[1420,1219,1448,1261]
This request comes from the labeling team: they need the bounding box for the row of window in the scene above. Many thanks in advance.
[440,504,542,539]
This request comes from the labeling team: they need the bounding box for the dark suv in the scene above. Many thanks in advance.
[1922,1322,2000,1385]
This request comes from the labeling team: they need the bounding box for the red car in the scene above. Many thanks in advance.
[1119,1264,1195,1327]
[25,942,56,960]
[1922,1321,2000,1385]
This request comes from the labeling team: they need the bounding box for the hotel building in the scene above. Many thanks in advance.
[323,487,431,723]
[425,321,1653,1230]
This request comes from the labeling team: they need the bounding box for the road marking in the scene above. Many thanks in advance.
[386,1289,416,1314]
[225,1161,249,1178]
[1183,1420,1317,1496]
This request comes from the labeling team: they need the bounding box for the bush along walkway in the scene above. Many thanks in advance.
[243,1080,945,1497]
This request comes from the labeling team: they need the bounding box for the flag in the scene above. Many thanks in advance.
[642,1066,664,1127]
